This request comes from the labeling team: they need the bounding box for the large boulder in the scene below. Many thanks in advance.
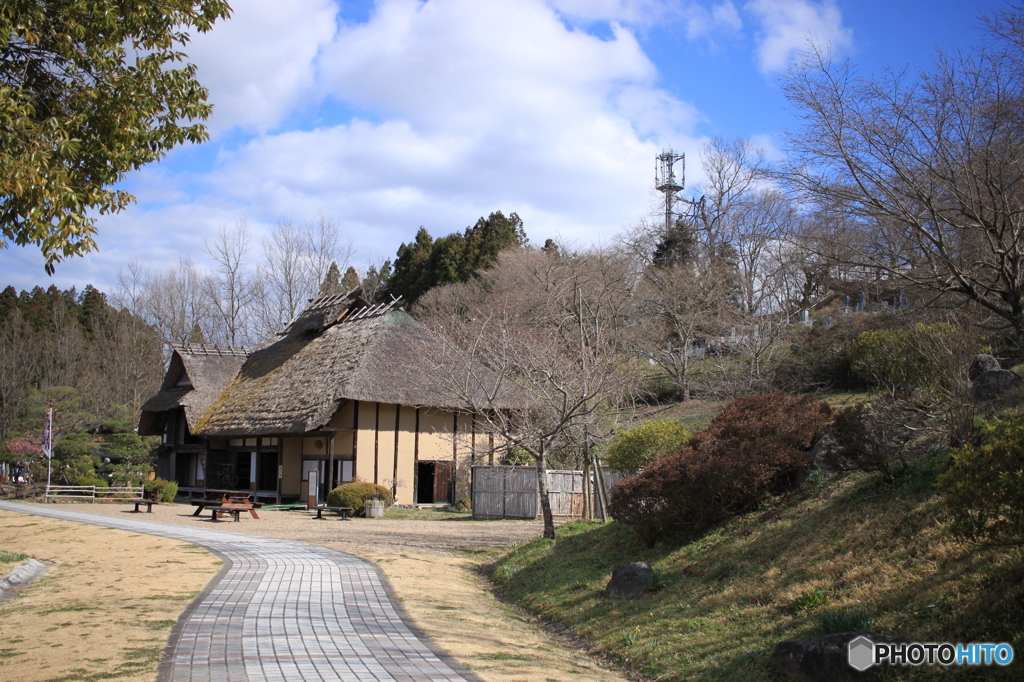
[968,354,1002,381]
[971,369,1022,402]
[770,631,906,681]
[605,562,654,598]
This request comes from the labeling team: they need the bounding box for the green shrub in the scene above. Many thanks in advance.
[793,589,830,611]
[144,477,178,502]
[327,482,393,516]
[849,322,969,399]
[499,447,533,466]
[604,419,691,475]
[74,476,108,488]
[817,608,874,636]
[941,411,1024,543]
[609,393,832,545]
[455,497,472,512]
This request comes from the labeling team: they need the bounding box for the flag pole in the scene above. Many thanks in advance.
[43,407,53,503]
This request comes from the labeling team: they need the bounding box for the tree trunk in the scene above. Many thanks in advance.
[592,449,609,522]
[536,439,555,539]
[582,449,592,520]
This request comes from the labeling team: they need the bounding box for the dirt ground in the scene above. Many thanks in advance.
[0,503,627,682]
[0,509,221,682]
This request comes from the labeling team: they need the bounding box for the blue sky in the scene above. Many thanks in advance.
[2,0,1010,294]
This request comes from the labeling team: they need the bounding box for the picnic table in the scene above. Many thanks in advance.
[192,494,263,520]
[309,505,353,520]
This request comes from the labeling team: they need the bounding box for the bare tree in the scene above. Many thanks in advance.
[205,220,257,346]
[416,247,641,538]
[782,23,1024,353]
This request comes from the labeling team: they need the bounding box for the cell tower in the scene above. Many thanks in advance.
[655,149,685,231]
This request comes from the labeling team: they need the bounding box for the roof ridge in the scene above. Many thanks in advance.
[171,342,251,357]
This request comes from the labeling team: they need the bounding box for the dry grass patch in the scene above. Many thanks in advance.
[0,510,220,682]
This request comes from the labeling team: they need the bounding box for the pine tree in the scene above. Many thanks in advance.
[341,266,360,291]
[318,262,343,297]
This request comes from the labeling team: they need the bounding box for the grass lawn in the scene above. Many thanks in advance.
[492,452,1024,680]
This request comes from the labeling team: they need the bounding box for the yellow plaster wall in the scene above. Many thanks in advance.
[281,437,302,495]
[418,408,454,462]
[395,405,417,504]
[375,402,397,487]
[354,400,377,482]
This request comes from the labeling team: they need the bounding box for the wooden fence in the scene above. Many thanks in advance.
[45,485,143,502]
[471,466,624,520]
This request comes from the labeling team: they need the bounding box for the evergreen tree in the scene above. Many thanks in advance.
[341,266,360,291]
[388,211,528,304]
[188,322,206,345]
[78,285,108,338]
[318,262,343,297]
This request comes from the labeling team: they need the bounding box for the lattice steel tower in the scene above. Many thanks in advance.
[655,149,685,231]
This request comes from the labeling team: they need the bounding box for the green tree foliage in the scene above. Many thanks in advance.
[941,411,1024,544]
[0,1,232,272]
[849,323,969,399]
[341,266,360,291]
[390,211,527,304]
[604,419,691,475]
[0,282,163,441]
[318,261,343,297]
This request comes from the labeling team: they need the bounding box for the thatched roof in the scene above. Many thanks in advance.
[139,290,520,438]
[138,343,251,436]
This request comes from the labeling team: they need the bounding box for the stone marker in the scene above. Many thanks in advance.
[770,631,907,681]
[971,369,1022,402]
[968,354,1002,381]
[605,561,654,598]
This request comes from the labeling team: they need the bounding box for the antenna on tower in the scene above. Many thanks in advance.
[655,149,685,231]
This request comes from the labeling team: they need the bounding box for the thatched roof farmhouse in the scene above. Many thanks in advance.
[140,290,505,505]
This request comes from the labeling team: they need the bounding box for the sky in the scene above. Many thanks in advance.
[1,0,1012,294]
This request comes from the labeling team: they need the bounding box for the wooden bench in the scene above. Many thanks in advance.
[129,499,155,513]
[310,506,353,520]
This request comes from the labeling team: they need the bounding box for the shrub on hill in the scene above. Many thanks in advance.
[609,393,832,545]
[941,410,1024,544]
[604,419,691,476]
[327,481,393,516]
[822,399,925,481]
[849,322,970,399]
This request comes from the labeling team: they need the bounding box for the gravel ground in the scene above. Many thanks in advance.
[60,502,545,555]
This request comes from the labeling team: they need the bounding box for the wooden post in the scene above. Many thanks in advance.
[307,468,318,508]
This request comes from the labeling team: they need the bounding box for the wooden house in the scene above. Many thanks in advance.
[139,292,507,505]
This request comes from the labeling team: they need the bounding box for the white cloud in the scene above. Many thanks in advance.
[185,0,338,134]
[745,0,851,73]
[547,0,676,26]
[8,0,719,292]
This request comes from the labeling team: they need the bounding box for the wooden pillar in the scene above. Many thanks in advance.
[373,402,381,485]
[413,407,420,504]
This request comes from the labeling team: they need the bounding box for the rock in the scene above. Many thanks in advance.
[808,430,843,479]
[605,562,654,598]
[770,631,907,681]
[971,369,1022,402]
[968,354,1001,381]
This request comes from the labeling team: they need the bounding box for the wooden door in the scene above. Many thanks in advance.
[433,461,454,503]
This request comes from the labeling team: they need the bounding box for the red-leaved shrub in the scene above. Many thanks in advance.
[609,393,832,545]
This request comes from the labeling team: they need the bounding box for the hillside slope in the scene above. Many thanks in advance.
[493,453,1024,680]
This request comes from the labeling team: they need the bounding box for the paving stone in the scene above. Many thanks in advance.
[0,502,478,682]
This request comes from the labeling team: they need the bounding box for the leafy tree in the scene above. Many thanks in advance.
[0,1,232,272]
[390,211,528,304]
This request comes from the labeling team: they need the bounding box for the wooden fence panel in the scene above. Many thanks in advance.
[472,466,616,520]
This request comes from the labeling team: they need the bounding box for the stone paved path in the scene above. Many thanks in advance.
[0,502,479,682]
